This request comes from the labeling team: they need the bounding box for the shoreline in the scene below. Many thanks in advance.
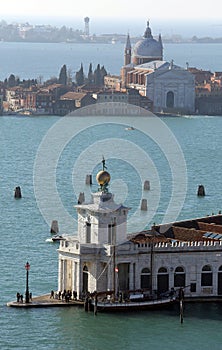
[7,293,84,308]
[6,293,222,308]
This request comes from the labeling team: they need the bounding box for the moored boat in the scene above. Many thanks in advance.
[46,235,65,243]
[88,290,176,312]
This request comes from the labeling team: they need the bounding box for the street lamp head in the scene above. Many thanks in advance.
[25,262,30,271]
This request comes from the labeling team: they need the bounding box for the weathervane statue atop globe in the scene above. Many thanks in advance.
[96,156,111,193]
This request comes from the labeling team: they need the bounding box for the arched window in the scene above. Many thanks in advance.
[174,266,185,287]
[158,267,167,273]
[166,91,174,108]
[201,265,212,286]
[141,268,150,289]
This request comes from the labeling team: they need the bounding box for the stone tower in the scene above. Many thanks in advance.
[75,163,129,246]
[124,33,132,66]
[84,17,90,37]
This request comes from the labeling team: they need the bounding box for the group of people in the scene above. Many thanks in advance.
[50,289,78,302]
[16,292,32,303]
[16,292,23,303]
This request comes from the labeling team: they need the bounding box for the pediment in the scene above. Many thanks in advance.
[155,69,193,81]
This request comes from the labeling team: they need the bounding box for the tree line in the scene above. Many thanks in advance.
[2,63,108,88]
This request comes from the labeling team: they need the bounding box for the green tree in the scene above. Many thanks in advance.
[75,63,85,86]
[59,64,67,85]
[100,65,107,84]
[87,63,94,85]
[94,64,102,86]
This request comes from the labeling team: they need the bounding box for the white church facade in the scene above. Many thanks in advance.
[121,21,195,114]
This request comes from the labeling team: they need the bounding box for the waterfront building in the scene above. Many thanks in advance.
[192,69,222,114]
[57,164,222,299]
[92,90,128,103]
[54,91,95,116]
[127,60,195,114]
[121,21,195,114]
[5,87,24,112]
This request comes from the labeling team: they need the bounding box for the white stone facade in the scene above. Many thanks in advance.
[57,180,222,299]
[145,62,195,114]
[126,61,195,114]
[58,236,222,298]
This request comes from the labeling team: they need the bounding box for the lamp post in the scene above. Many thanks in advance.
[25,261,30,303]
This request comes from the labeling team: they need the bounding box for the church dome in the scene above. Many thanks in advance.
[133,38,162,58]
[132,21,163,65]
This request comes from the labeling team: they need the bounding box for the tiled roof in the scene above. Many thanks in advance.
[130,214,222,243]
[60,92,87,100]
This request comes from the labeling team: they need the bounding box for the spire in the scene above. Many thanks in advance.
[159,33,163,60]
[125,32,131,50]
[144,20,152,39]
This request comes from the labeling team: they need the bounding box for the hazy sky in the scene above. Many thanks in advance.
[2,0,222,20]
[2,0,222,36]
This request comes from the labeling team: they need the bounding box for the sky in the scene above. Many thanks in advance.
[1,0,222,36]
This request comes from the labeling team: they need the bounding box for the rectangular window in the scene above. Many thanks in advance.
[86,223,91,243]
[108,223,116,244]
[190,283,196,293]
[174,274,185,287]
[201,273,212,287]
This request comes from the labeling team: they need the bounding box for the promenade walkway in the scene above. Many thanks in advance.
[7,294,84,308]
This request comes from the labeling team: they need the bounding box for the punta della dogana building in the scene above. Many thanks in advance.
[57,162,222,300]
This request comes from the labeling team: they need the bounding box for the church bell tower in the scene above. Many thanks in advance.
[124,33,132,66]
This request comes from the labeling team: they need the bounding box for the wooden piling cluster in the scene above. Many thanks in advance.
[197,185,205,196]
[50,220,59,234]
[85,175,92,185]
[14,186,22,198]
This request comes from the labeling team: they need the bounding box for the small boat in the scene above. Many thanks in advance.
[88,291,176,312]
[52,235,65,242]
[125,126,135,130]
[46,235,65,243]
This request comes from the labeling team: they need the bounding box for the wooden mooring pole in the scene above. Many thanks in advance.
[180,300,184,324]
[179,288,184,324]
[94,293,97,316]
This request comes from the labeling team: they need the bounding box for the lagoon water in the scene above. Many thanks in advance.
[0,41,222,80]
[1,115,222,349]
[1,42,222,349]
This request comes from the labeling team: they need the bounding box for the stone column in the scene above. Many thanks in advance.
[58,258,63,292]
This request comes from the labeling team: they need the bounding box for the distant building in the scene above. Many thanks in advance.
[5,87,24,112]
[127,88,153,111]
[121,21,195,114]
[93,89,152,111]
[104,75,121,91]
[35,90,53,115]
[92,90,128,103]
[54,91,95,115]
[0,94,4,115]
[190,67,222,115]
[84,17,90,38]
